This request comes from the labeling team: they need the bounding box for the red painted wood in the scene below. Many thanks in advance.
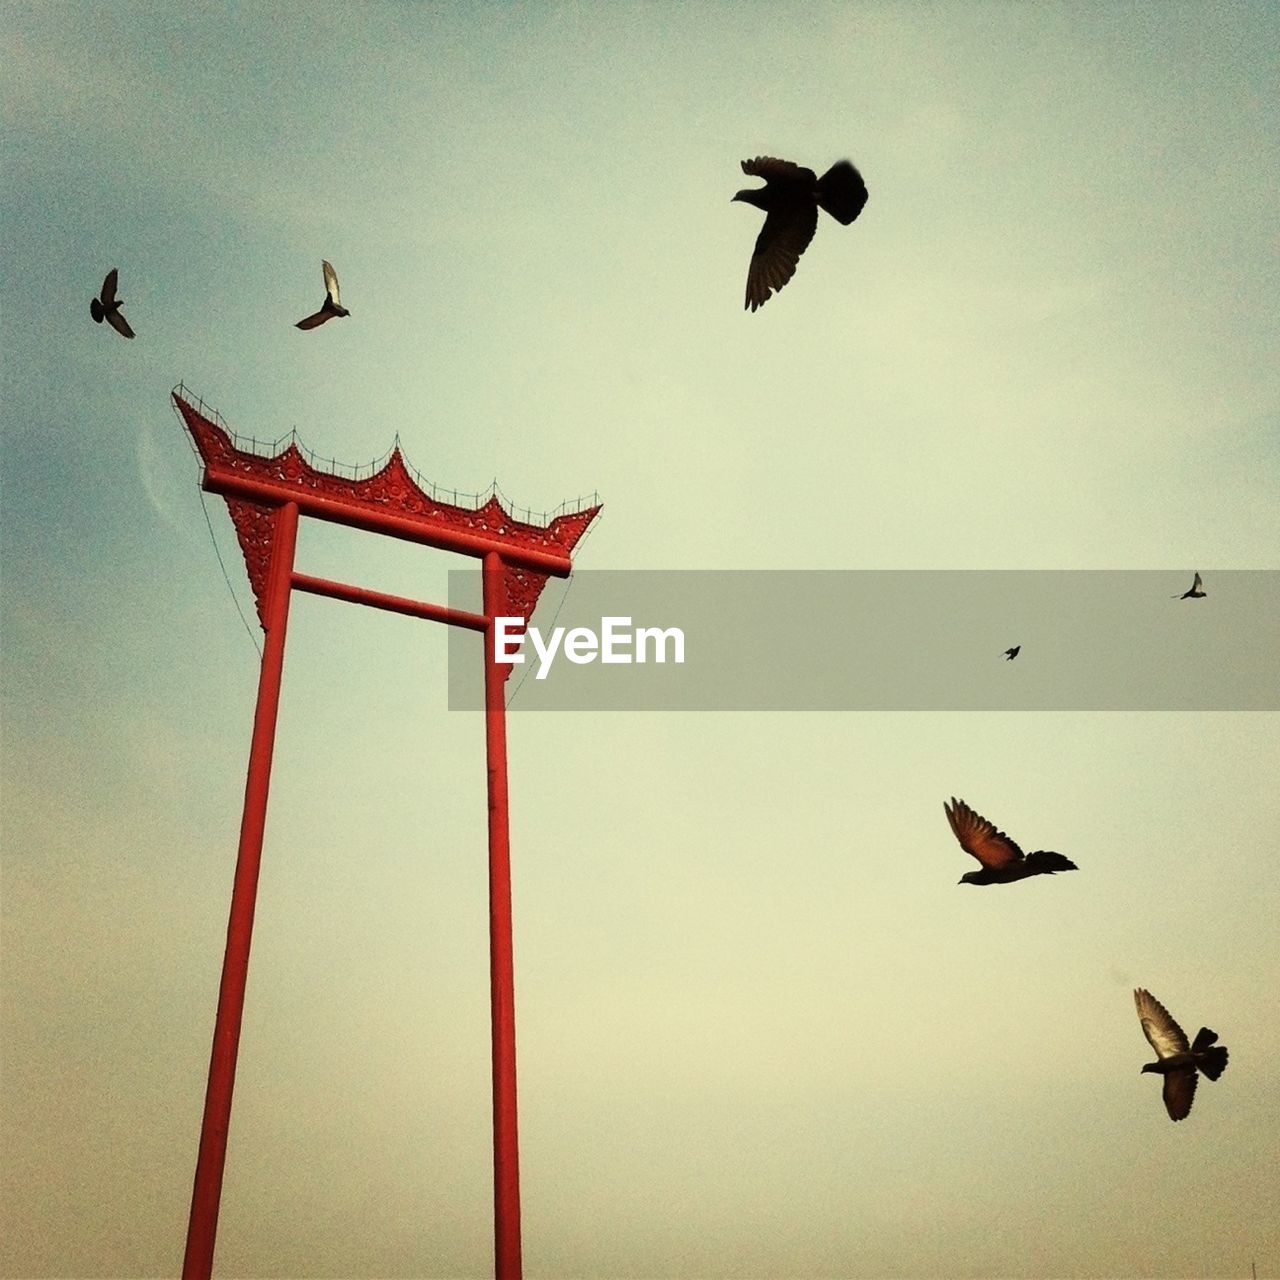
[292,572,489,631]
[171,388,598,1278]
[208,470,577,576]
[183,501,299,1280]
[172,390,595,585]
[483,553,522,1279]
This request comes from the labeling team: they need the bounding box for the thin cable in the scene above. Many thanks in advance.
[506,511,603,708]
[198,486,262,658]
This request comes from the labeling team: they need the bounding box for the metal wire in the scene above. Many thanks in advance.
[197,486,263,659]
[506,510,604,708]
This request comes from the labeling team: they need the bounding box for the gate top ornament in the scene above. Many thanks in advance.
[173,386,601,650]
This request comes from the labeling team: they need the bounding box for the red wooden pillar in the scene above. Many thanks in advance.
[482,552,522,1279]
[183,501,300,1280]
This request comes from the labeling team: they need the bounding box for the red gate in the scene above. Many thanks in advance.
[173,387,600,1279]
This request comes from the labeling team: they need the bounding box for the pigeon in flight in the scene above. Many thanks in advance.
[732,157,868,311]
[90,269,135,339]
[1003,646,1021,661]
[295,260,350,329]
[1175,572,1206,599]
[944,798,1078,885]
[1134,988,1228,1121]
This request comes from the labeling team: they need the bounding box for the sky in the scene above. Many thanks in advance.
[1,2,1278,1277]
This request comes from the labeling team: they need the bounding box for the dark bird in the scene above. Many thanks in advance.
[1134,988,1228,1121]
[295,259,350,329]
[1175,572,1206,600]
[732,157,868,311]
[89,269,135,339]
[944,797,1078,885]
[1004,645,1021,661]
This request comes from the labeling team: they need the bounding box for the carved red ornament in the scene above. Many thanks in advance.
[174,388,600,650]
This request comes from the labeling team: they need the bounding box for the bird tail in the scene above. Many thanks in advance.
[816,161,869,225]
[1025,850,1078,874]
[1191,1028,1228,1080]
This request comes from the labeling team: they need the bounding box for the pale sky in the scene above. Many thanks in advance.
[2,3,1278,1278]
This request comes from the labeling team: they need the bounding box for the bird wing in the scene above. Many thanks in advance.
[100,268,119,304]
[741,156,816,184]
[944,798,1024,869]
[105,307,135,339]
[1162,1066,1197,1121]
[1134,988,1190,1059]
[295,309,332,330]
[745,203,818,311]
[1191,572,1202,592]
[322,260,341,307]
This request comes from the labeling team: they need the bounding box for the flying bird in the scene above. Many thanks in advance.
[295,259,350,329]
[1175,572,1206,599]
[732,157,868,311]
[1003,646,1021,661]
[944,797,1078,885]
[1134,988,1228,1121]
[90,269,135,339]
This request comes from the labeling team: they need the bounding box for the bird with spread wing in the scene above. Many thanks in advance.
[1134,988,1228,1121]
[90,269,135,339]
[1175,572,1206,600]
[943,797,1078,886]
[295,259,350,329]
[731,157,868,311]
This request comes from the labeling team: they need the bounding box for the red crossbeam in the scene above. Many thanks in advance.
[292,572,490,631]
[205,470,576,576]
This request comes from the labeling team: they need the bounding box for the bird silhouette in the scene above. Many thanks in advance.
[295,260,350,329]
[732,157,868,311]
[1003,645,1021,661]
[1134,988,1228,1121]
[944,798,1077,885]
[1175,572,1206,599]
[90,269,135,339]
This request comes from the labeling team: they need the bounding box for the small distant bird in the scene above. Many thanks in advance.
[1175,572,1206,600]
[1003,645,1021,661]
[732,157,868,311]
[295,259,350,329]
[944,797,1078,885]
[1134,988,1228,1121]
[90,268,135,339]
